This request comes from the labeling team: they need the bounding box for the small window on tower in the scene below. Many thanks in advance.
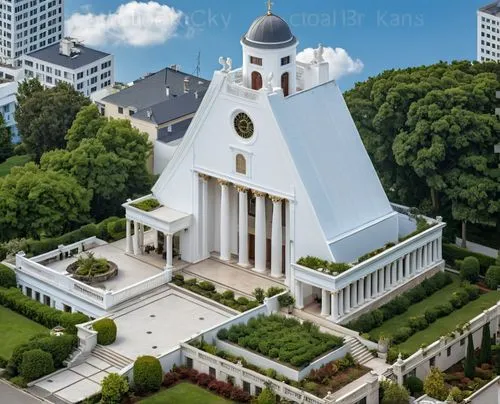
[236,154,247,175]
[250,56,262,66]
[281,56,290,66]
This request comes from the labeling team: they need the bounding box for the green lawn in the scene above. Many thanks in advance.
[140,383,233,404]
[0,305,48,358]
[369,275,462,341]
[396,290,500,354]
[0,154,31,177]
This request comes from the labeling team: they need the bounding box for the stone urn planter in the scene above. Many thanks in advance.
[378,336,389,353]
[67,252,118,285]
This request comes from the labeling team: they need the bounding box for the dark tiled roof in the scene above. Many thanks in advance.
[480,2,500,16]
[26,43,110,69]
[102,67,210,123]
[243,13,297,49]
[157,119,192,144]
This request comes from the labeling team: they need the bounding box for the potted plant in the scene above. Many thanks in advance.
[278,293,296,314]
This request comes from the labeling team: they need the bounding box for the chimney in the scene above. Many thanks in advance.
[184,77,190,93]
[167,125,172,133]
[146,109,153,119]
[194,90,199,99]
[166,86,170,97]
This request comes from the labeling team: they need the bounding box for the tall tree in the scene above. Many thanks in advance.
[0,115,13,163]
[15,81,90,161]
[0,163,91,241]
[464,333,476,378]
[16,78,44,106]
[480,322,492,364]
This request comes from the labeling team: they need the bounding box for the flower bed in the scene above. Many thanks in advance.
[216,314,344,368]
[296,256,351,275]
[132,198,161,212]
[171,274,283,312]
[66,252,118,284]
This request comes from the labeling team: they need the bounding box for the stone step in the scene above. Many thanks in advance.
[92,346,133,369]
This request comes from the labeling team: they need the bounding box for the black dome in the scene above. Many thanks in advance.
[242,14,297,49]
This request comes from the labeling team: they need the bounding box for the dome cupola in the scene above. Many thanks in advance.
[242,13,297,49]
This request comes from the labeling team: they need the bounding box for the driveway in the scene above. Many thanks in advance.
[0,380,43,404]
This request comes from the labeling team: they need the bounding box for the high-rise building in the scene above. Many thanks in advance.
[0,0,64,67]
[477,2,500,62]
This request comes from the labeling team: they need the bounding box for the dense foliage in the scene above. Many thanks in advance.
[443,243,496,275]
[403,375,423,395]
[132,198,160,212]
[216,314,344,368]
[74,252,110,276]
[93,318,117,345]
[101,373,129,404]
[460,256,480,283]
[465,334,475,379]
[423,367,448,401]
[0,264,17,288]
[296,256,351,275]
[0,163,91,241]
[16,80,90,161]
[133,355,163,393]
[380,380,410,404]
[19,348,54,382]
[345,61,500,243]
[0,287,89,331]
[0,115,13,164]
[480,323,492,365]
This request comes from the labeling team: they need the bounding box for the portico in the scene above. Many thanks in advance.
[197,172,288,279]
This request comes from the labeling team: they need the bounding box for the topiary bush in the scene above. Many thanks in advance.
[101,372,129,404]
[460,256,480,283]
[106,219,127,241]
[0,264,16,288]
[443,243,495,274]
[60,312,90,334]
[133,355,163,393]
[19,349,54,382]
[485,266,500,290]
[93,318,117,345]
[404,375,423,395]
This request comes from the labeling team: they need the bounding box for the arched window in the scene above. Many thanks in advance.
[235,154,247,175]
[251,71,263,90]
[281,72,289,96]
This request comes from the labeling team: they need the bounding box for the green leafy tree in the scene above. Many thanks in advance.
[465,333,476,378]
[0,115,13,163]
[16,81,90,161]
[345,61,500,244]
[16,77,44,106]
[480,323,492,364]
[101,373,129,404]
[423,367,448,400]
[41,106,152,219]
[257,386,277,404]
[0,163,91,241]
[380,380,410,404]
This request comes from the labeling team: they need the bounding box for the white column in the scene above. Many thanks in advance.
[125,219,133,254]
[331,292,339,322]
[377,269,382,295]
[153,230,159,249]
[423,244,428,268]
[165,233,173,269]
[438,237,442,260]
[398,259,403,283]
[254,191,267,273]
[270,197,283,278]
[133,221,139,255]
[338,289,344,317]
[427,242,432,264]
[219,180,231,261]
[371,272,377,298]
[411,251,417,274]
[352,282,358,307]
[321,289,330,316]
[237,187,249,267]
[384,265,390,291]
[295,280,304,309]
[139,224,144,254]
[432,240,437,262]
[200,174,209,258]
[416,248,421,272]
[359,277,365,305]
[404,254,410,278]
[345,285,351,313]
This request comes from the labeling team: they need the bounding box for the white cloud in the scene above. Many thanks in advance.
[297,47,364,80]
[65,1,183,47]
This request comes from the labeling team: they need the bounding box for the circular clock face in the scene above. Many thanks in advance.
[234,113,254,139]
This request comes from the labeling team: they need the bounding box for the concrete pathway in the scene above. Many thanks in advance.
[456,237,498,258]
[0,380,43,404]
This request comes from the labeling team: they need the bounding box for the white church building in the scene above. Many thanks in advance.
[13,8,444,324]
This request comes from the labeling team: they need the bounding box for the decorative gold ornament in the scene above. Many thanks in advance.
[252,190,267,198]
[234,113,254,139]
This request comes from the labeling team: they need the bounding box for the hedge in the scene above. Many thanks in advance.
[133,356,163,393]
[460,257,480,283]
[0,287,89,331]
[347,272,453,333]
[443,244,495,275]
[297,256,351,275]
[19,349,54,382]
[0,264,16,288]
[93,318,117,345]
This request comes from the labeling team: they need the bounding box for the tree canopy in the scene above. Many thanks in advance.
[0,115,13,163]
[41,105,153,219]
[0,163,91,241]
[345,61,500,242]
[15,80,90,162]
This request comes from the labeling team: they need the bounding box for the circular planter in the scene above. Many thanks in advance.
[66,260,118,284]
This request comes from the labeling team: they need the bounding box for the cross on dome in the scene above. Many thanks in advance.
[267,0,274,15]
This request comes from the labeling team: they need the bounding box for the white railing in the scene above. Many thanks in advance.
[225,68,260,102]
[181,343,325,404]
[107,271,169,307]
[31,237,106,264]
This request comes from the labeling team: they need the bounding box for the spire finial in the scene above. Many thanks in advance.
[266,0,273,15]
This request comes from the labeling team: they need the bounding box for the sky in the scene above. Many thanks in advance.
[65,0,487,91]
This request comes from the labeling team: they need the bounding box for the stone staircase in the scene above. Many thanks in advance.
[91,345,133,370]
[345,336,373,365]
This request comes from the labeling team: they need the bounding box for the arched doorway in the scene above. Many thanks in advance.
[281,72,289,96]
[251,71,262,90]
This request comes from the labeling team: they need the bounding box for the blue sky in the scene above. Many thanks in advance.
[65,0,486,90]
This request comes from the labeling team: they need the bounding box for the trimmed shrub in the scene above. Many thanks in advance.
[19,349,54,382]
[381,380,410,404]
[0,265,16,288]
[0,356,7,368]
[404,375,423,395]
[450,289,470,309]
[460,257,480,283]
[101,373,129,404]
[434,302,453,317]
[465,334,475,378]
[424,308,439,324]
[405,285,427,304]
[198,281,216,292]
[480,323,492,365]
[133,356,162,393]
[97,217,121,241]
[392,327,413,344]
[253,288,265,303]
[35,334,77,368]
[463,283,480,301]
[266,287,285,298]
[485,266,500,290]
[217,328,229,340]
[221,290,235,300]
[106,219,126,241]
[93,318,117,345]
[443,243,495,274]
[60,312,90,334]
[423,368,448,401]
[407,315,428,332]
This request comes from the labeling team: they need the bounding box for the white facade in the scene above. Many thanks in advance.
[22,41,114,97]
[0,79,19,139]
[477,2,500,62]
[0,0,64,66]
